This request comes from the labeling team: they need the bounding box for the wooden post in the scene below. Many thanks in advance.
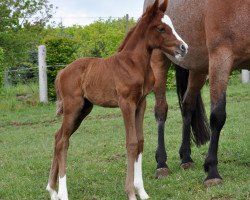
[38,45,48,103]
[126,14,129,33]
[242,70,250,84]
[4,69,10,87]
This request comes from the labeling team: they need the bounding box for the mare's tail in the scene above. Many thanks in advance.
[55,73,63,116]
[175,65,210,146]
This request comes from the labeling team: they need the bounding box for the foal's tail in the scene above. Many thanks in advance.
[55,73,63,116]
[175,65,210,146]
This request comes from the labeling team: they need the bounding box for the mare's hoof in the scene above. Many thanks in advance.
[181,162,194,170]
[155,167,170,179]
[204,178,223,187]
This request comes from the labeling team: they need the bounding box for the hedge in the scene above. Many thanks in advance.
[43,36,79,100]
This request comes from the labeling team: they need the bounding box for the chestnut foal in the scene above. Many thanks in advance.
[46,0,188,199]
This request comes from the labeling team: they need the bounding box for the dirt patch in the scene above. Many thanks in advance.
[86,113,121,120]
[107,153,126,162]
[8,119,58,127]
[210,194,234,200]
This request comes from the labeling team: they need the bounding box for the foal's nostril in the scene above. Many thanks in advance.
[180,44,186,52]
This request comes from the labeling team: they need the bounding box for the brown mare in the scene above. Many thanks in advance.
[144,0,250,186]
[46,0,188,199]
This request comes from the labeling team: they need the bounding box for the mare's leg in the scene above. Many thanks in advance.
[134,99,149,199]
[179,71,207,169]
[204,47,233,186]
[119,98,139,200]
[151,49,171,178]
[47,98,93,200]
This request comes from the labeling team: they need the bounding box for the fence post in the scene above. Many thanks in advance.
[4,69,10,87]
[125,14,129,33]
[38,45,48,103]
[242,70,250,84]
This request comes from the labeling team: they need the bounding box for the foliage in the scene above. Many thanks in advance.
[0,47,4,87]
[75,17,135,58]
[49,17,136,58]
[43,36,79,100]
[0,0,54,32]
[167,64,176,90]
[0,0,55,68]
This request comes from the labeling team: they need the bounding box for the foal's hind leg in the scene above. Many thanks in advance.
[151,49,171,178]
[179,71,207,170]
[47,98,93,200]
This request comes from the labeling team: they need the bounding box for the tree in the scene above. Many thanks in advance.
[0,0,55,68]
[0,0,55,32]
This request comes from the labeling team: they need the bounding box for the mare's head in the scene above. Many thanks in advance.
[142,0,188,59]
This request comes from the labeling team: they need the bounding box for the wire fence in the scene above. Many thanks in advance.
[3,64,65,94]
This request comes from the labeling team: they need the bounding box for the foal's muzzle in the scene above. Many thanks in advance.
[175,43,188,60]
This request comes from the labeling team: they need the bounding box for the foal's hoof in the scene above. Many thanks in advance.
[155,167,170,179]
[204,178,223,187]
[181,162,194,170]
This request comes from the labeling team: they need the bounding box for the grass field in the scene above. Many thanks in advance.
[0,80,249,200]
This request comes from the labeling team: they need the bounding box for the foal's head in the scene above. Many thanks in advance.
[143,0,188,59]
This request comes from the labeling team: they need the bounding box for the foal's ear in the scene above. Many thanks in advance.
[146,0,159,16]
[159,0,168,13]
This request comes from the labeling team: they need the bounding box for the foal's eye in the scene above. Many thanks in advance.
[157,28,165,33]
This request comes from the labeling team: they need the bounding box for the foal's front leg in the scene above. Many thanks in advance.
[119,98,139,200]
[134,99,149,199]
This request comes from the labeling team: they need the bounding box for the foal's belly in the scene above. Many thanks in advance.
[84,87,118,108]
[82,69,119,108]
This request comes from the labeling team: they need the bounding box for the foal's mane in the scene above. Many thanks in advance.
[117,23,138,52]
[117,15,154,52]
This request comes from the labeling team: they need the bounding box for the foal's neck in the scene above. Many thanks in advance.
[121,32,152,68]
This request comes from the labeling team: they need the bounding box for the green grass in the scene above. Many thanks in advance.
[0,80,249,200]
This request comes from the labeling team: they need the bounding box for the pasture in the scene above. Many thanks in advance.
[0,79,249,200]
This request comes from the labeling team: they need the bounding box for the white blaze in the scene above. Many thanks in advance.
[162,15,188,50]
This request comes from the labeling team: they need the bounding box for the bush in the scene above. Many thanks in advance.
[166,64,176,90]
[0,48,4,87]
[43,36,79,100]
[68,17,136,58]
